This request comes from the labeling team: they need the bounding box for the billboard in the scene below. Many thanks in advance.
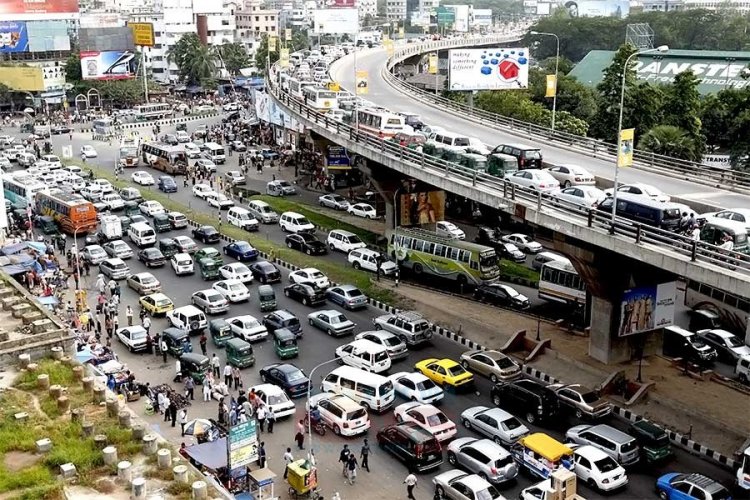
[80,50,136,80]
[449,48,529,91]
[355,70,368,95]
[618,282,677,337]
[326,145,350,168]
[313,9,358,34]
[128,22,154,47]
[0,0,79,17]
[0,66,44,90]
[559,0,629,17]
[27,20,70,51]
[0,21,27,52]
[472,9,492,26]
[329,0,355,6]
[398,191,446,226]
[227,420,258,469]
[80,27,135,52]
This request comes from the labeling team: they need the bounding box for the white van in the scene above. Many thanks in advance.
[327,229,366,253]
[227,207,259,231]
[335,338,392,373]
[279,211,315,234]
[247,200,279,224]
[166,305,208,334]
[307,393,371,437]
[203,142,226,164]
[427,131,471,154]
[127,222,156,248]
[531,252,569,271]
[321,365,395,413]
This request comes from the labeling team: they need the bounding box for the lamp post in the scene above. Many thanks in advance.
[306,358,341,463]
[392,187,401,230]
[610,45,669,228]
[530,31,559,131]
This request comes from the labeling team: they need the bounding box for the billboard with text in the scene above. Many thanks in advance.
[0,21,27,52]
[618,282,676,337]
[449,47,529,91]
[313,9,358,34]
[80,50,136,80]
[0,66,44,90]
[0,0,78,17]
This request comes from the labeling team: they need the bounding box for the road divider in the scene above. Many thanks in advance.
[78,112,220,134]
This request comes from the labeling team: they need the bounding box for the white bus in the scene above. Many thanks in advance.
[134,103,173,121]
[289,78,314,100]
[356,108,405,138]
[302,86,338,112]
[141,142,187,175]
[538,259,586,306]
[685,279,750,336]
[3,174,49,206]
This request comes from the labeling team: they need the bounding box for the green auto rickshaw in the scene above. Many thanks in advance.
[119,215,132,232]
[225,337,255,368]
[198,258,221,280]
[457,152,488,172]
[162,327,193,357]
[178,353,209,384]
[258,284,277,312]
[209,318,233,347]
[195,247,223,266]
[159,238,179,258]
[36,215,59,235]
[153,213,171,233]
[124,201,140,216]
[273,328,298,359]
[628,420,672,465]
[487,153,518,178]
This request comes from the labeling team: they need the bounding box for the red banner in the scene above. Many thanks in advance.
[329,0,355,7]
[0,0,79,15]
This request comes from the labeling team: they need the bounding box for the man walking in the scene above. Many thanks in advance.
[339,445,350,476]
[142,315,151,335]
[203,379,212,402]
[199,333,207,356]
[266,407,275,433]
[404,473,417,499]
[360,439,370,472]
[179,408,188,436]
[126,305,133,326]
[283,447,294,479]
[169,398,177,428]
[184,376,194,401]
[346,454,358,485]
[211,354,220,378]
[161,338,168,363]
[258,441,266,468]
[256,404,267,432]
[223,364,232,386]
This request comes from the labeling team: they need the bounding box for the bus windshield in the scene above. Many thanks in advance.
[479,251,497,270]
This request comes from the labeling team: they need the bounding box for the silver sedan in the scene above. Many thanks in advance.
[307,309,356,337]
[459,349,521,383]
[553,186,607,209]
[318,194,350,210]
[460,406,529,446]
[102,240,133,259]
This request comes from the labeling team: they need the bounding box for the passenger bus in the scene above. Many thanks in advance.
[3,174,49,207]
[356,108,405,138]
[685,279,750,336]
[289,78,313,100]
[387,227,499,286]
[141,142,188,175]
[134,103,173,121]
[301,86,338,112]
[92,118,115,138]
[538,259,586,306]
[118,136,140,168]
[35,190,97,234]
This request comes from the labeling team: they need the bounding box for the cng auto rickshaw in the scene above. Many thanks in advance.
[199,258,221,280]
[274,328,299,359]
[36,215,58,235]
[209,318,233,347]
[258,284,277,312]
[162,327,193,357]
[159,238,179,258]
[153,213,171,233]
[457,152,488,172]
[178,353,209,384]
[287,458,322,499]
[124,201,140,216]
[176,123,187,132]
[628,420,672,465]
[487,153,519,178]
[225,337,255,368]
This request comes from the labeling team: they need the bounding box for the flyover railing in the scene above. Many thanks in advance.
[269,82,750,282]
[381,37,750,195]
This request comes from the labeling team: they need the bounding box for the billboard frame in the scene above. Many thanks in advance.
[448,47,530,91]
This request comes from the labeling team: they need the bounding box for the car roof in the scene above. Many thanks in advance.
[145,292,170,301]
[459,474,493,492]
[464,438,509,457]
[475,406,513,420]
[104,257,125,264]
[574,444,610,461]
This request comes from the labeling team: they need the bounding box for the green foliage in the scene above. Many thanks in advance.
[660,70,705,158]
[255,30,309,74]
[639,125,701,161]
[588,44,638,142]
[167,33,216,87]
[698,86,750,170]
[217,42,252,76]
[528,67,598,123]
[64,50,82,82]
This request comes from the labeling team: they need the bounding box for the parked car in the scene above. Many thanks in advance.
[436,220,466,239]
[318,193,350,210]
[697,329,750,362]
[347,203,377,219]
[474,283,529,309]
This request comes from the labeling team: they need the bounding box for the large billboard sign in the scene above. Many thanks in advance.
[313,9,358,34]
[0,66,44,90]
[560,0,629,18]
[80,50,136,80]
[227,420,258,470]
[618,282,677,337]
[28,20,70,51]
[0,0,79,16]
[398,191,446,227]
[128,22,154,46]
[449,48,529,91]
[0,21,27,52]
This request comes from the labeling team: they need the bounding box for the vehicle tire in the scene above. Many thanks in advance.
[287,242,293,248]
[457,274,468,287]
[327,329,334,336]
[309,318,314,326]
[564,180,572,188]
[413,263,423,275]
[575,408,584,419]
[360,402,370,410]
[395,414,402,423]
[302,298,309,306]
[463,418,471,429]
[260,373,267,382]
[447,452,457,466]
[435,486,445,499]
[478,472,488,481]
[284,290,290,297]
[492,394,501,407]
[128,344,133,353]
[525,412,536,424]
[587,478,597,490]
[490,373,498,384]
[329,243,336,251]
[374,324,382,330]
[319,201,325,207]
[493,435,503,446]
[353,261,361,270]
[461,360,470,369]
[658,490,669,500]
[334,424,341,436]
[305,248,311,255]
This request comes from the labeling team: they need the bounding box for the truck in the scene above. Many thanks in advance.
[100,215,123,242]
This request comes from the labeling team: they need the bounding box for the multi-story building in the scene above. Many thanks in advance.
[128,13,170,82]
[236,0,280,37]
[386,0,407,20]
[359,0,378,18]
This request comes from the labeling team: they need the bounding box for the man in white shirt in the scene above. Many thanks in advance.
[404,473,417,499]
[179,408,188,436]
[283,447,294,479]
[223,364,232,386]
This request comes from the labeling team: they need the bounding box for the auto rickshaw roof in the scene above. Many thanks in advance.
[273,328,296,341]
[180,352,210,365]
[225,337,251,349]
[163,327,189,340]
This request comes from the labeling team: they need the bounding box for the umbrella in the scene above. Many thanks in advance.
[183,418,214,436]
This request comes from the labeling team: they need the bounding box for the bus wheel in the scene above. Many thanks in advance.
[457,275,468,287]
[413,263,423,275]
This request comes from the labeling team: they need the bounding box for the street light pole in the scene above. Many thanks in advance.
[306,358,341,463]
[392,187,401,230]
[610,45,669,228]
[530,31,559,131]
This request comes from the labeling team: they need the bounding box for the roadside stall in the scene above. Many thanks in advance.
[287,459,320,499]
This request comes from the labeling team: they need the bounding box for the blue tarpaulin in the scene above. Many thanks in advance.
[184,438,227,470]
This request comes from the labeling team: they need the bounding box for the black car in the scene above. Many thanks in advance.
[490,379,559,425]
[192,225,220,243]
[474,283,530,309]
[283,283,325,307]
[158,176,178,193]
[138,248,166,267]
[262,310,302,336]
[475,227,526,262]
[258,363,310,398]
[285,233,327,256]
[375,422,443,472]
[161,134,178,146]
[84,231,109,246]
[249,261,281,283]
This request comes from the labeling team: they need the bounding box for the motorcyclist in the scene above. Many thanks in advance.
[309,405,321,427]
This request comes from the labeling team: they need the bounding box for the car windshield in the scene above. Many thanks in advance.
[495,357,515,369]
[329,314,348,324]
[310,271,324,279]
[382,336,400,347]
[476,486,502,500]
[447,365,467,377]
[500,416,523,431]
[494,456,514,469]
[374,351,388,362]
[425,411,448,426]
[207,293,223,302]
[177,258,191,265]
[131,330,147,339]
[141,275,156,284]
[725,335,744,348]
[155,298,171,306]
[331,195,345,202]
[346,288,363,297]
[286,370,305,382]
[347,408,367,420]
[501,286,520,297]
[480,251,498,269]
[594,456,619,473]
[229,283,246,291]
[416,379,437,391]
[267,393,288,405]
[235,243,250,251]
[641,185,661,196]
[378,381,393,395]
[524,150,542,160]
[279,181,292,187]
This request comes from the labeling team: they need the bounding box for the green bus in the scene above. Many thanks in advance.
[387,227,500,286]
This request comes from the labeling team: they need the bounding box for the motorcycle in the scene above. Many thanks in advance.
[303,414,326,436]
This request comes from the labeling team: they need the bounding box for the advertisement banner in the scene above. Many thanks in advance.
[355,70,368,95]
[618,282,676,337]
[384,39,393,56]
[428,54,438,75]
[128,22,155,47]
[313,9,358,35]
[562,0,630,18]
[0,0,79,16]
[330,0,355,6]
[436,6,455,27]
[326,145,350,168]
[545,74,557,97]
[0,22,27,52]
[702,154,731,170]
[398,27,404,38]
[27,21,70,51]
[618,128,634,167]
[449,48,529,91]
[80,50,136,81]
[279,48,289,67]
[227,420,258,470]
[0,66,44,91]
[284,28,291,41]
[399,191,446,226]
[268,36,277,52]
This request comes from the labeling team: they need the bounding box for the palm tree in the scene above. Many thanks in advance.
[215,42,251,76]
[639,125,699,161]
[167,33,216,86]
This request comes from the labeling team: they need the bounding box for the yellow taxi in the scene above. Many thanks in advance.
[139,292,174,317]
[414,358,474,392]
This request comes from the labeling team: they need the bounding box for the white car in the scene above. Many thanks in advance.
[0,156,11,170]
[191,289,229,315]
[388,371,444,404]
[212,279,250,302]
[227,315,268,342]
[170,253,194,275]
[347,248,398,276]
[131,171,155,186]
[433,470,505,500]
[571,444,628,492]
[335,339,391,373]
[289,268,330,289]
[192,183,214,199]
[436,220,465,239]
[307,393,371,437]
[194,159,217,173]
[115,325,149,353]
[184,143,202,159]
[501,233,543,253]
[139,200,165,217]
[206,193,235,209]
[248,383,295,417]
[64,174,86,192]
[92,178,114,194]
[219,262,253,283]
[604,183,670,202]
[553,186,607,209]
[103,239,134,259]
[347,203,377,219]
[505,169,559,193]
[546,164,596,187]
[80,184,102,202]
[102,193,125,210]
[80,145,98,158]
[394,402,457,442]
[82,244,107,264]
[41,154,62,169]
[318,194,350,210]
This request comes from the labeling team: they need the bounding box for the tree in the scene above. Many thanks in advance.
[216,42,251,76]
[65,50,82,83]
[528,66,597,124]
[589,44,638,142]
[661,70,706,158]
[254,34,279,71]
[639,125,701,161]
[167,33,216,87]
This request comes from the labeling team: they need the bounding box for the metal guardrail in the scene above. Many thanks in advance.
[381,37,750,195]
[269,79,750,285]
